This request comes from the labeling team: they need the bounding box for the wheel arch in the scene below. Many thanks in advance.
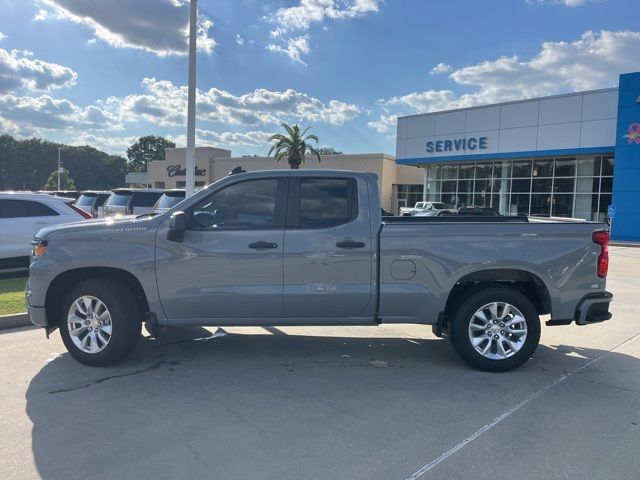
[443,268,551,325]
[46,267,150,326]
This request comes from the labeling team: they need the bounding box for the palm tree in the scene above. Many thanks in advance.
[268,123,321,169]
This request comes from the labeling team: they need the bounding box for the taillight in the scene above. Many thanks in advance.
[592,230,609,278]
[69,203,93,219]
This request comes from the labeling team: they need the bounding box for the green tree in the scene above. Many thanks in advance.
[43,168,76,190]
[317,146,342,155]
[126,135,176,173]
[268,124,321,170]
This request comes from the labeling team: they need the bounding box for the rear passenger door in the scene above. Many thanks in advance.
[282,176,374,320]
[0,199,63,260]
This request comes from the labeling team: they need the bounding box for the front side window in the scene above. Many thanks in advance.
[190,179,279,230]
[0,199,58,219]
[297,178,356,228]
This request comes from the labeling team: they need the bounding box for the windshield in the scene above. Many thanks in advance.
[156,193,185,209]
[107,192,132,206]
[430,202,447,209]
[76,194,97,206]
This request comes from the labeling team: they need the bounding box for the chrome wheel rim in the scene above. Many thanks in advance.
[468,302,528,360]
[67,295,112,354]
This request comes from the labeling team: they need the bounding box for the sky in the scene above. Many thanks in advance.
[0,0,638,158]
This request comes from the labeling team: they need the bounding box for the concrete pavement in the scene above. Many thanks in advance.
[0,247,639,480]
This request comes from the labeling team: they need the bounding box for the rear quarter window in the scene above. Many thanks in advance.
[133,192,163,207]
[296,178,357,228]
[107,193,132,206]
[0,199,59,219]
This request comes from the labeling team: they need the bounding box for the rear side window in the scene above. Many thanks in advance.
[0,199,59,219]
[133,192,162,207]
[76,194,97,206]
[107,193,132,206]
[156,193,185,209]
[296,178,357,228]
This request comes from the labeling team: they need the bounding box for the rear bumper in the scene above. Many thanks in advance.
[575,291,613,325]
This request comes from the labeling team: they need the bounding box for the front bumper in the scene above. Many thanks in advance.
[25,278,49,327]
[575,291,613,325]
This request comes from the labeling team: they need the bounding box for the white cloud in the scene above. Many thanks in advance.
[370,29,640,133]
[430,62,452,75]
[110,77,360,127]
[267,0,381,37]
[527,0,596,6]
[0,94,120,133]
[0,32,7,41]
[266,36,310,65]
[265,0,381,63]
[38,0,216,56]
[33,8,49,21]
[367,114,396,134]
[70,133,138,155]
[235,34,245,46]
[0,48,77,93]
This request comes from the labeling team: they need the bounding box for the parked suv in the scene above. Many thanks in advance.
[0,193,89,271]
[103,189,163,217]
[75,191,111,218]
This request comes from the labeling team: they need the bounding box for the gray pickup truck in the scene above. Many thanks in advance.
[26,170,613,371]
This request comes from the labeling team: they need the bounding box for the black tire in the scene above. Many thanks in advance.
[449,287,541,372]
[59,279,142,367]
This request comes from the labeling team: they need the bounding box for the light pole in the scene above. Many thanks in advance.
[185,0,197,197]
[57,147,64,190]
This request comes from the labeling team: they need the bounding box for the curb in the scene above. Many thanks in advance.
[0,312,31,330]
[610,242,640,248]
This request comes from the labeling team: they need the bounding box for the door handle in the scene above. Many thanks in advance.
[249,241,278,249]
[336,240,365,249]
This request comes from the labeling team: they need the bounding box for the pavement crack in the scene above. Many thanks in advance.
[572,376,640,396]
[48,361,165,394]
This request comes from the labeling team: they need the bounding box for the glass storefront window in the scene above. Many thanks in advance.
[553,178,575,193]
[457,180,473,193]
[533,159,553,177]
[602,156,614,176]
[554,158,576,177]
[532,178,552,193]
[395,154,613,218]
[443,165,458,179]
[475,163,492,179]
[512,179,531,193]
[531,194,551,216]
[510,194,530,215]
[577,156,601,177]
[512,160,532,178]
[459,163,474,179]
[552,194,574,217]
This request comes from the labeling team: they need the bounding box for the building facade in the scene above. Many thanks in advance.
[395,71,640,241]
[144,148,423,213]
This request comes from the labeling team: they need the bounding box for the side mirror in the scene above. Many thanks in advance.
[167,211,187,242]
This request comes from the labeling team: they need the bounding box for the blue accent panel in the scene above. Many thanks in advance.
[611,72,640,242]
[396,146,615,165]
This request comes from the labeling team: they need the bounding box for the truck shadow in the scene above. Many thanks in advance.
[25,327,640,480]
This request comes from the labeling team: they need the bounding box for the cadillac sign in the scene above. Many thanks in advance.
[166,164,207,177]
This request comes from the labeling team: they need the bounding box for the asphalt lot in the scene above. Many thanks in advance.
[1,247,639,480]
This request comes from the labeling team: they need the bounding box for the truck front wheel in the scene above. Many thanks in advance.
[449,287,541,372]
[59,279,142,367]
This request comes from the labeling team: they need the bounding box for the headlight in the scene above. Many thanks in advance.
[31,238,48,257]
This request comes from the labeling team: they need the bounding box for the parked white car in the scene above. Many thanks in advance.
[399,201,448,216]
[0,193,90,271]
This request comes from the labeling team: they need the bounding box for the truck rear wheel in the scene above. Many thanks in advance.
[449,287,541,372]
[59,279,142,367]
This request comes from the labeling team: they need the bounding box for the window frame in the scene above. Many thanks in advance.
[286,176,358,229]
[186,177,289,231]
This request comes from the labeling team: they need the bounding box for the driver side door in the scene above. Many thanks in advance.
[155,177,288,322]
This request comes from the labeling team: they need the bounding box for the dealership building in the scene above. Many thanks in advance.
[395,72,640,241]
